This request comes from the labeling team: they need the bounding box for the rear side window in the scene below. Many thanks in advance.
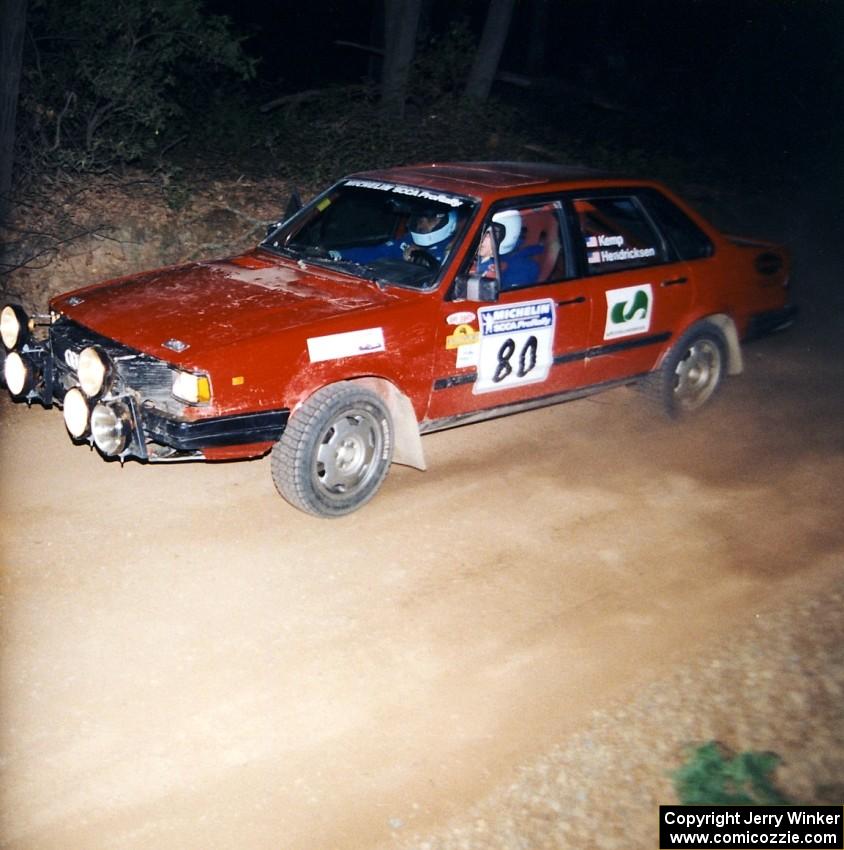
[639,189,714,260]
[572,196,665,274]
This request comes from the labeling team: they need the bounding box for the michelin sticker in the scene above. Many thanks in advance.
[307,327,386,363]
[604,284,653,339]
[344,179,464,208]
[474,299,555,394]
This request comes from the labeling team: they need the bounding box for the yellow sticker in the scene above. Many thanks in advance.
[446,323,480,349]
[232,376,245,386]
[316,198,332,211]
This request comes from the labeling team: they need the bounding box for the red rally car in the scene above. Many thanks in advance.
[1,162,796,516]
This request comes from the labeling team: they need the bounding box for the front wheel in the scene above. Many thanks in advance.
[271,383,393,517]
[647,323,727,418]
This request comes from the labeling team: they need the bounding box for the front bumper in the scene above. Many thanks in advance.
[141,405,288,457]
[3,316,288,462]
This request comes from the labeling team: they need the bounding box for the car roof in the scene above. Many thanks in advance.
[350,161,638,198]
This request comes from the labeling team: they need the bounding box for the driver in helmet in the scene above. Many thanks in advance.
[333,206,457,268]
[402,209,458,265]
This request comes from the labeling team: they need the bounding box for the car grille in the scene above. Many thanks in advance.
[50,317,179,408]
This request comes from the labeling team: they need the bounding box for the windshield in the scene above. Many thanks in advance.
[261,179,477,289]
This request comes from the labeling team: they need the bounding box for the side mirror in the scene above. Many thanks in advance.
[284,190,303,221]
[265,190,304,237]
[452,274,499,302]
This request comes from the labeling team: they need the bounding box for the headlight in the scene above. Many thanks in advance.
[4,351,32,396]
[91,401,132,455]
[63,387,90,438]
[1,304,28,350]
[78,346,111,398]
[172,370,211,404]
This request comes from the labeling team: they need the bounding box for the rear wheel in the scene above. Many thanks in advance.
[647,323,727,418]
[271,382,393,517]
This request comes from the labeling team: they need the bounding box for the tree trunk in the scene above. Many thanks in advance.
[525,0,549,77]
[0,0,28,225]
[464,0,515,102]
[381,0,421,119]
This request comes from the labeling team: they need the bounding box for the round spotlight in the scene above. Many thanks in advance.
[63,387,91,438]
[1,304,28,351]
[4,351,31,396]
[91,401,131,456]
[78,346,110,398]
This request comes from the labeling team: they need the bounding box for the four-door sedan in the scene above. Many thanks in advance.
[1,162,796,516]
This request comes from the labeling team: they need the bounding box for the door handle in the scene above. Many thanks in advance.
[557,296,587,307]
[661,276,688,287]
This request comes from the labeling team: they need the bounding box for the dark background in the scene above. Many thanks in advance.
[2,0,842,235]
[202,0,842,182]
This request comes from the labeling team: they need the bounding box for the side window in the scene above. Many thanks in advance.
[639,190,714,260]
[573,196,666,274]
[470,203,567,291]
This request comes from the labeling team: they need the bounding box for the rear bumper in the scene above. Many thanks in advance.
[744,304,799,340]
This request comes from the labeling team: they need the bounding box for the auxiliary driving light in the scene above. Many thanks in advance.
[4,351,32,396]
[78,346,111,398]
[91,401,131,456]
[0,304,28,350]
[63,387,91,438]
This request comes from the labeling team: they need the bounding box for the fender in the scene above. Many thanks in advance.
[346,376,427,471]
[701,313,743,375]
[658,313,743,376]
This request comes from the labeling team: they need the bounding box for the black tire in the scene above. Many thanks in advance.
[645,322,728,418]
[271,382,393,517]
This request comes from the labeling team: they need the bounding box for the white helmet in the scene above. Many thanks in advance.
[410,210,457,247]
[491,209,522,255]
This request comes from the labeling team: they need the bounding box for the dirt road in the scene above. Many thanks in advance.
[2,213,843,849]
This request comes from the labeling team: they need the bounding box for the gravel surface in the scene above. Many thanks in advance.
[390,565,844,850]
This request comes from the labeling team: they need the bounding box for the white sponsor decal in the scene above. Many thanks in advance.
[446,311,476,326]
[344,179,464,208]
[604,284,653,339]
[586,234,628,249]
[474,298,555,394]
[456,343,480,368]
[589,245,657,264]
[307,327,386,363]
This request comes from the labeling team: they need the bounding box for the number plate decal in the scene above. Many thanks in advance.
[473,299,555,394]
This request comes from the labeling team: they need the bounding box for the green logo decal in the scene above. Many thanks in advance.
[610,288,649,324]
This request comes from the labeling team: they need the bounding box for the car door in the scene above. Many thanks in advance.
[425,201,592,424]
[568,193,695,386]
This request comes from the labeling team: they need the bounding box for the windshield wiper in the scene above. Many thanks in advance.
[260,240,302,260]
[263,243,388,290]
[322,258,387,290]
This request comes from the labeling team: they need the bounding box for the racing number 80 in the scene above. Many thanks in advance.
[493,335,538,383]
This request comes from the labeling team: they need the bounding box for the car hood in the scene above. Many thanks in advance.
[51,252,393,362]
